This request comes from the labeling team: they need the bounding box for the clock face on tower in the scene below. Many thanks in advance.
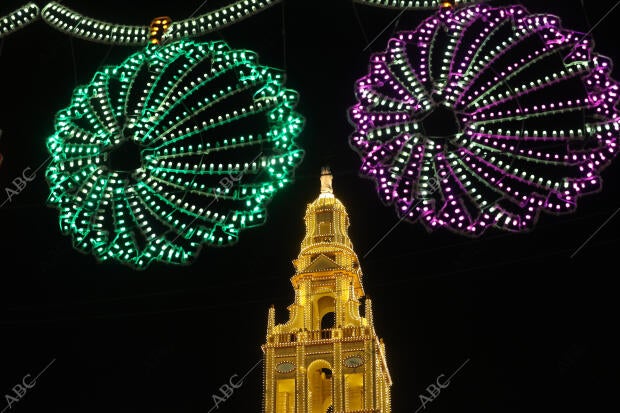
[343,356,364,368]
[276,361,296,373]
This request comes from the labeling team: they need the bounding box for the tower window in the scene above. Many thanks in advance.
[319,221,330,235]
[316,212,332,235]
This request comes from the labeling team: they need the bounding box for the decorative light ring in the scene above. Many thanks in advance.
[352,0,482,10]
[41,0,282,46]
[349,4,620,236]
[0,3,39,38]
[45,39,304,269]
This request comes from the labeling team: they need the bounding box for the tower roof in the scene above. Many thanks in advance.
[299,167,356,252]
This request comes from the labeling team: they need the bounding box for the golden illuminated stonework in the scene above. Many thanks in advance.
[262,167,392,413]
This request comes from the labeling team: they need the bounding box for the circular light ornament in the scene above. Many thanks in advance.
[276,361,296,373]
[349,4,619,236]
[45,39,304,269]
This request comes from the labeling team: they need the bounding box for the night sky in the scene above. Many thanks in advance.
[0,1,618,412]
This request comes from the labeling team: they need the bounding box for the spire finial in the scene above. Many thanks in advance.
[320,166,333,194]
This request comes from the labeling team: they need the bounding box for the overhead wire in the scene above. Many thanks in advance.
[1,201,618,325]
[2,236,614,325]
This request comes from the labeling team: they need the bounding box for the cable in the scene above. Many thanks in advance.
[3,235,616,325]
[579,0,593,30]
[281,0,287,70]
[351,1,369,44]
[3,204,618,324]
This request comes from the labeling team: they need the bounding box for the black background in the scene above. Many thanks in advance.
[0,0,618,412]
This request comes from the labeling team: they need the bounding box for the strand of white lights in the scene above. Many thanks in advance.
[41,0,282,46]
[0,3,40,38]
[352,0,483,9]
[41,2,149,46]
[164,0,282,42]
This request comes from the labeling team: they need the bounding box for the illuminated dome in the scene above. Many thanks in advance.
[293,167,363,294]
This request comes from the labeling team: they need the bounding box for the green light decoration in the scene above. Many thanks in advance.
[45,39,304,270]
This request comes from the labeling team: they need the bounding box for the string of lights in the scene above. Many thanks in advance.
[352,0,482,10]
[39,0,282,45]
[0,2,39,38]
[2,1,282,43]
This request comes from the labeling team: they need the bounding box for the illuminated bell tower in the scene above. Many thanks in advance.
[262,167,392,413]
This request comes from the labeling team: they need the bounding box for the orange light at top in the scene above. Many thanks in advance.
[149,16,172,45]
[441,0,455,8]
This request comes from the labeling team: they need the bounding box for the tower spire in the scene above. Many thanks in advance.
[293,168,362,291]
[320,166,333,196]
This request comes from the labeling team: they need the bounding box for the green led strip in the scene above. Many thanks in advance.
[45,39,304,269]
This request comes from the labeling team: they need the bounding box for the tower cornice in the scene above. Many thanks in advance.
[291,268,365,299]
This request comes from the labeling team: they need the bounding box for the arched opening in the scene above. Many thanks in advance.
[320,311,335,330]
[307,360,333,413]
[316,296,335,331]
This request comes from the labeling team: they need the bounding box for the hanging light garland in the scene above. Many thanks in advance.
[0,3,39,38]
[0,0,304,270]
[352,0,482,10]
[40,0,282,45]
[349,4,620,236]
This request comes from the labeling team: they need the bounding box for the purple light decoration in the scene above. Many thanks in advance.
[349,4,620,236]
